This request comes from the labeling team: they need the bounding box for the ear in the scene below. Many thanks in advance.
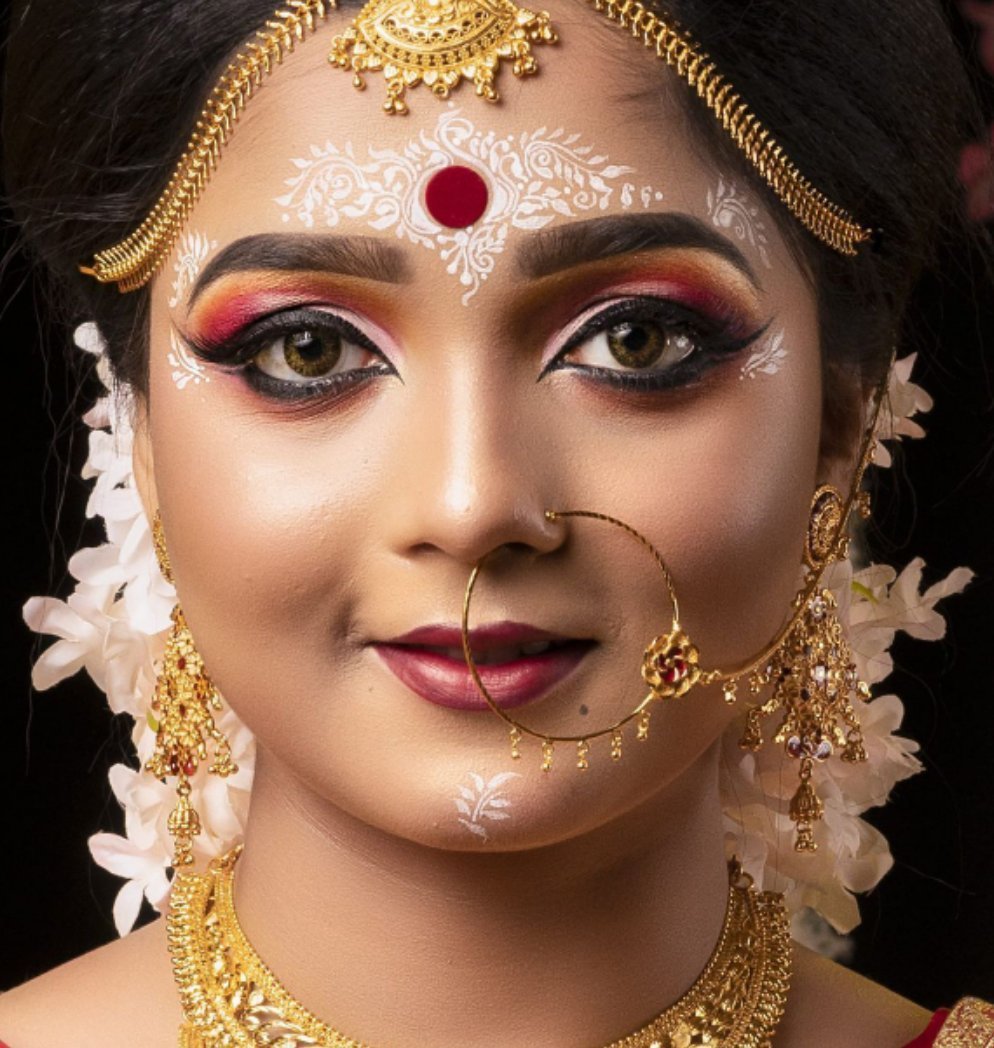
[817,377,877,492]
[132,393,159,522]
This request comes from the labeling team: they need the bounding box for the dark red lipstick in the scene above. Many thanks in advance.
[373,622,592,711]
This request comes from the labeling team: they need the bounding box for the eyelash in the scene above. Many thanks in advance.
[542,296,766,393]
[182,307,394,401]
[183,296,763,403]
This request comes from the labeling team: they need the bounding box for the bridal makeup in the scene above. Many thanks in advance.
[140,8,828,852]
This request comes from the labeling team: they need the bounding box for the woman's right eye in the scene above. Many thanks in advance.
[253,326,378,385]
[184,306,396,401]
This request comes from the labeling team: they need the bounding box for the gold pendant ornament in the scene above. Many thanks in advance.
[737,584,871,852]
[150,514,238,868]
[169,847,791,1047]
[329,0,558,115]
[731,472,876,852]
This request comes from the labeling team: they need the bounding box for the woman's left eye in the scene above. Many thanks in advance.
[573,319,699,373]
[545,297,763,390]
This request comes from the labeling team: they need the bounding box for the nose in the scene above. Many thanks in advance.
[382,367,563,567]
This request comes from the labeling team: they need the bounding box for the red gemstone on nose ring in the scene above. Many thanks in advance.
[425,165,489,228]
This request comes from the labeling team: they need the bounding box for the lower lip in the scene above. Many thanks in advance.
[373,644,590,711]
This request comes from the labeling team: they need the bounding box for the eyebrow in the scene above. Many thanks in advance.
[188,232,413,306]
[514,212,761,288]
[186,211,760,307]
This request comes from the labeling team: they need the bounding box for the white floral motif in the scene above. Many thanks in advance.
[276,107,665,305]
[167,329,209,390]
[707,177,772,269]
[454,772,520,840]
[168,231,217,309]
[740,328,788,380]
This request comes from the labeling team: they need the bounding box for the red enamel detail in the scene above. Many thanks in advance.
[425,165,489,229]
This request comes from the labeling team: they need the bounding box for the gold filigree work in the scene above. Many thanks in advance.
[934,997,994,1048]
[81,0,876,292]
[169,848,791,1047]
[328,0,557,114]
[585,0,874,256]
[80,0,330,291]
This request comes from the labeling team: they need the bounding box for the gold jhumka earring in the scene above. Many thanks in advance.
[462,392,882,852]
[150,513,238,868]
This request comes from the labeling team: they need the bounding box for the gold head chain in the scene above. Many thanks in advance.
[80,0,875,291]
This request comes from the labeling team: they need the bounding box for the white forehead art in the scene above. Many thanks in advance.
[276,106,665,306]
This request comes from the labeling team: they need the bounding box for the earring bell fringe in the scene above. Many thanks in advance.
[146,605,238,868]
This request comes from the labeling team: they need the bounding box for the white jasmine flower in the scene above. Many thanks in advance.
[873,353,934,467]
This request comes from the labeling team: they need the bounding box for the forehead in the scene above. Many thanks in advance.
[180,0,770,253]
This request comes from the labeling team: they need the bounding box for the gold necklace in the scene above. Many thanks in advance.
[168,847,791,1048]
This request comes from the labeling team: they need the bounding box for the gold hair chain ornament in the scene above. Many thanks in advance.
[463,383,884,852]
[150,513,238,868]
[81,0,331,291]
[170,846,790,1047]
[81,0,873,291]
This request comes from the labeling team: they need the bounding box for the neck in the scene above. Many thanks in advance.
[227,744,731,1048]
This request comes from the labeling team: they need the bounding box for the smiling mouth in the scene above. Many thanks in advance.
[372,624,594,711]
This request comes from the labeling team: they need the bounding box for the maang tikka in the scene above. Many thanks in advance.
[149,513,238,868]
[462,392,882,853]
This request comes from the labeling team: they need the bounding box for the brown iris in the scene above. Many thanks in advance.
[283,330,342,378]
[607,321,692,370]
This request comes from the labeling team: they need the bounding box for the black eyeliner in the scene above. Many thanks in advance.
[176,306,396,403]
[541,295,770,392]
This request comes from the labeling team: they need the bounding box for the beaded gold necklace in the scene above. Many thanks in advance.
[168,846,791,1047]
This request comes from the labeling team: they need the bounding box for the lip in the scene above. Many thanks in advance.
[372,622,592,711]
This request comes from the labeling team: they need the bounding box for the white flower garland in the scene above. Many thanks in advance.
[24,325,972,942]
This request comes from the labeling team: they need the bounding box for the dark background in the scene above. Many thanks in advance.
[2,0,994,1014]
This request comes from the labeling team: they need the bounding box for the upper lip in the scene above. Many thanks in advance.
[380,621,575,653]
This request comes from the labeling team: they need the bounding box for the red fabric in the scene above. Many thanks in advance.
[902,1009,952,1047]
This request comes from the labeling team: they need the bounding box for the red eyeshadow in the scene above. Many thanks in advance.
[191,279,374,345]
[545,257,761,342]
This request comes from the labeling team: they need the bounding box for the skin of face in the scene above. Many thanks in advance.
[133,6,855,860]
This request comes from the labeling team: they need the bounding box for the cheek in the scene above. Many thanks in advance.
[575,333,821,673]
[144,330,381,722]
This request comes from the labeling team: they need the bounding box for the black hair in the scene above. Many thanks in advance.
[1,0,988,463]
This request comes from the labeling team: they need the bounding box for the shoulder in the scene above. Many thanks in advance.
[0,917,181,1048]
[778,944,934,1048]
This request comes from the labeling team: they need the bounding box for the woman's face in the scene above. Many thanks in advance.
[135,2,845,851]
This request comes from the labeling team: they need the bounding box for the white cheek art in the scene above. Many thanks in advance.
[168,230,218,309]
[706,177,772,270]
[740,327,788,381]
[276,106,664,305]
[167,329,210,390]
[453,771,521,841]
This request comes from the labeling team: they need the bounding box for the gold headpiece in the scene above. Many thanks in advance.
[81,0,874,292]
[329,0,558,115]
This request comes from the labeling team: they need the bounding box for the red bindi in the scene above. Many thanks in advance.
[424,165,489,229]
